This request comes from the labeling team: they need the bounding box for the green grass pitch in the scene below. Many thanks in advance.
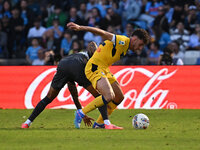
[0,109,199,150]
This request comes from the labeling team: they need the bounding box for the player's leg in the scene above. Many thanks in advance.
[96,81,124,124]
[21,87,59,128]
[82,77,115,115]
[28,87,59,122]
[85,84,108,128]
[22,66,67,128]
[77,78,123,129]
[74,77,115,128]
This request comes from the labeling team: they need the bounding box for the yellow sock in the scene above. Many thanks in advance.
[96,101,117,124]
[82,95,106,114]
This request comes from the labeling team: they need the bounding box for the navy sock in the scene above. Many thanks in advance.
[28,96,52,122]
[98,104,108,121]
[112,100,120,106]
[102,96,108,104]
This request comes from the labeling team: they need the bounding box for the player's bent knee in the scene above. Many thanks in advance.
[104,92,115,102]
[113,93,124,104]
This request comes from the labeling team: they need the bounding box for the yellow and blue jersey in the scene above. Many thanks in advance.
[89,35,130,68]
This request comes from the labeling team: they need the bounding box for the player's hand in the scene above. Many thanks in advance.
[82,115,94,127]
[67,22,81,31]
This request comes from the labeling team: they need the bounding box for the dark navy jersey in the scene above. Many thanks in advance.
[51,52,91,90]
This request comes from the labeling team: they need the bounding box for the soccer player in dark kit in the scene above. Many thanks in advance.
[21,42,102,128]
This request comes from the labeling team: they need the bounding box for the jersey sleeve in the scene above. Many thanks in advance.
[115,35,130,49]
[111,34,116,44]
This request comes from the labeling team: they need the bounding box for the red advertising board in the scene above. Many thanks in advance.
[0,66,200,109]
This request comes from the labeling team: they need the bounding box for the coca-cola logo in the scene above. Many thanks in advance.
[24,67,178,109]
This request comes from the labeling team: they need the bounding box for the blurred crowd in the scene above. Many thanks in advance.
[0,0,200,65]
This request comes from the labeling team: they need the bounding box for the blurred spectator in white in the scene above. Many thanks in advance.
[46,17,64,39]
[27,18,46,39]
[26,38,42,64]
[83,24,102,47]
[171,41,184,61]
[159,43,184,65]
[0,21,8,58]
[60,30,73,57]
[68,39,83,55]
[147,41,163,65]
[32,49,45,65]
[46,5,67,27]
[170,22,190,52]
[187,24,200,50]
[0,0,12,19]
[184,5,200,33]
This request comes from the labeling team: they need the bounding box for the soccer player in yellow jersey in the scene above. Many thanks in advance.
[67,22,150,129]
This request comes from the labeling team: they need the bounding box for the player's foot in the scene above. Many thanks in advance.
[104,124,123,130]
[74,109,84,129]
[93,122,105,129]
[21,123,29,129]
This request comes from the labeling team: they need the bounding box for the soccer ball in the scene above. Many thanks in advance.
[132,113,149,129]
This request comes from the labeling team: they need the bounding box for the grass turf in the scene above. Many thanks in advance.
[0,109,199,150]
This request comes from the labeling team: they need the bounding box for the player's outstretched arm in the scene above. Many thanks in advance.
[67,81,82,109]
[67,81,94,127]
[67,22,114,41]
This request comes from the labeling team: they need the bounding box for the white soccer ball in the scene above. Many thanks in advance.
[132,113,150,129]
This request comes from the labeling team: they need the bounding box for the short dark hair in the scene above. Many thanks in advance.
[163,45,174,56]
[132,28,150,45]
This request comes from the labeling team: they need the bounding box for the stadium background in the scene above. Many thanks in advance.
[0,0,200,65]
[0,1,200,150]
